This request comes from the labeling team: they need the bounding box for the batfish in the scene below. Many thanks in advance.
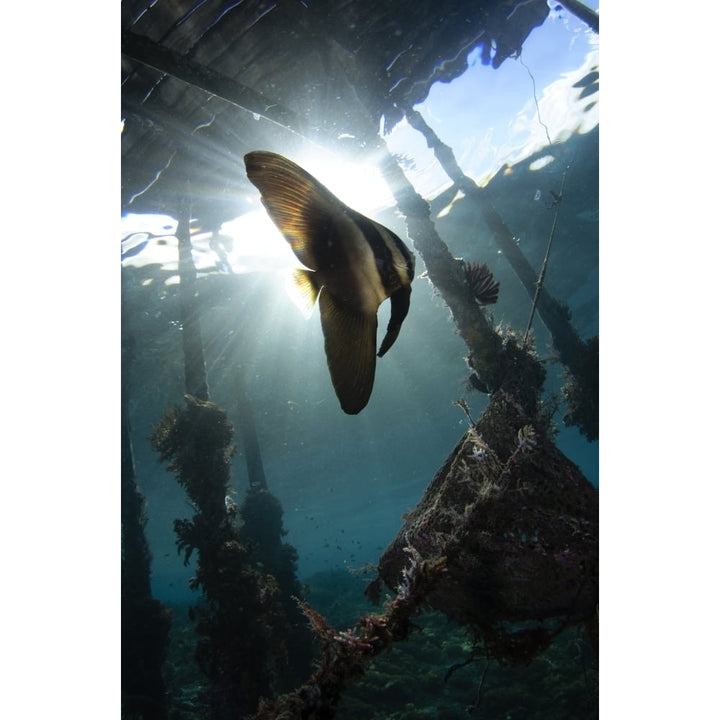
[244,151,415,414]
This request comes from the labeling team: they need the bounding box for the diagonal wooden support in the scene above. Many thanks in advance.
[122,29,306,136]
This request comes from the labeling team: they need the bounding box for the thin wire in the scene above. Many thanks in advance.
[516,52,571,346]
[518,53,552,147]
[522,165,569,346]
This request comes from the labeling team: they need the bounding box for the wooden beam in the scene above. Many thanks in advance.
[122,29,308,137]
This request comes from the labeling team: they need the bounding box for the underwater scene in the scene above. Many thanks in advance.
[121,1,599,719]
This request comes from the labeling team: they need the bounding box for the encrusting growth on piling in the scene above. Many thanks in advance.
[151,395,311,718]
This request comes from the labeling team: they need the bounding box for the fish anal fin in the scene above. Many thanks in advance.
[319,289,377,414]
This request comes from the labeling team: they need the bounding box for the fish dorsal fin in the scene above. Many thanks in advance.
[245,151,344,271]
[318,288,377,415]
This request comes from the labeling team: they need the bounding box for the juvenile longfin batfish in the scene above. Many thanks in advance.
[244,151,415,414]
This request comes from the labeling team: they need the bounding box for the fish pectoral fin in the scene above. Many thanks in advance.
[318,289,378,415]
[286,268,320,318]
[377,284,412,357]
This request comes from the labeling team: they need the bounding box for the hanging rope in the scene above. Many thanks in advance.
[522,164,569,347]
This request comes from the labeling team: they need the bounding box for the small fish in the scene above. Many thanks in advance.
[244,151,415,414]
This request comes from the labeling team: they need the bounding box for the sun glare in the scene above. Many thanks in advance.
[220,209,298,271]
[285,151,397,216]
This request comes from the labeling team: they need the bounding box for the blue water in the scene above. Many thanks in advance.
[120,5,599,718]
[127,126,598,607]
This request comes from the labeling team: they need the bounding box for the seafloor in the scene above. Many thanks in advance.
[163,569,598,720]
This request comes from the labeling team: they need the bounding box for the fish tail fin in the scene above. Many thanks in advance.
[319,289,377,415]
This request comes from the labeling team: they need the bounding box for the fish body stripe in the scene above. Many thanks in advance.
[347,209,413,293]
[385,223,415,280]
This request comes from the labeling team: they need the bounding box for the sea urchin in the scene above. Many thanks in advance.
[463,261,500,305]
